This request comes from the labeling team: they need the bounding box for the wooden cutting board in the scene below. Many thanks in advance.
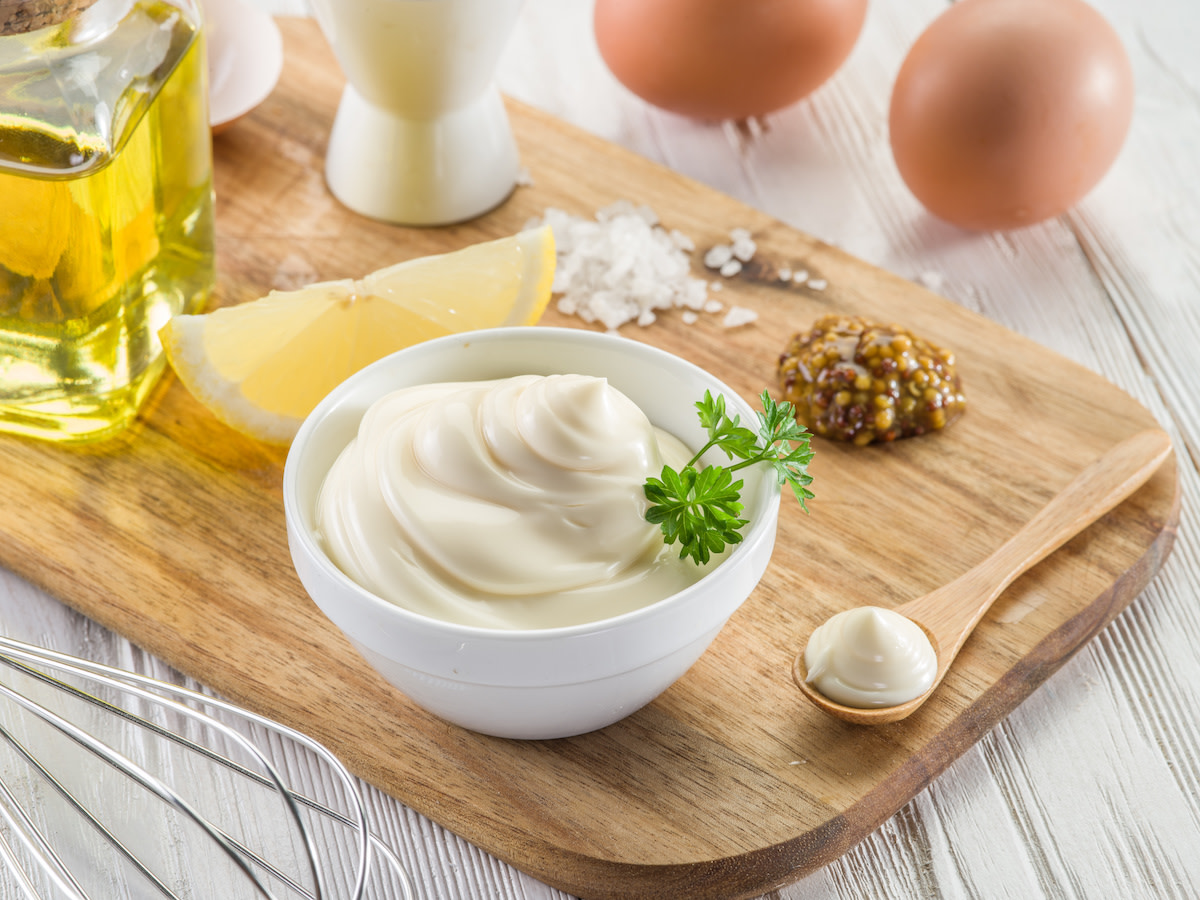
[0,19,1178,900]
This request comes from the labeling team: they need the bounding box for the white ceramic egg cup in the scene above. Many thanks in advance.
[309,0,524,225]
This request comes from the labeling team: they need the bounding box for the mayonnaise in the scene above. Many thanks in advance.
[315,373,712,629]
[803,606,937,708]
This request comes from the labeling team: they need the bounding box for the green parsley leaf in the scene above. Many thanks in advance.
[645,390,814,564]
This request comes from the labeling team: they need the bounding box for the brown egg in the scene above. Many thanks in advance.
[594,0,868,121]
[888,0,1134,231]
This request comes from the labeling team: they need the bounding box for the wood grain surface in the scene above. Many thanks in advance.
[0,20,1180,900]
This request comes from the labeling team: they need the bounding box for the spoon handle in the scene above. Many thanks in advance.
[900,428,1173,662]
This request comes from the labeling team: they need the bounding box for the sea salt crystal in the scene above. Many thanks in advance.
[670,229,695,252]
[792,269,809,285]
[731,236,757,262]
[723,306,759,328]
[526,203,712,330]
[807,277,828,291]
[778,266,792,282]
[704,244,734,269]
[680,279,708,310]
[525,204,763,330]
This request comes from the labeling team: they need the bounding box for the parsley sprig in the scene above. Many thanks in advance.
[644,391,814,565]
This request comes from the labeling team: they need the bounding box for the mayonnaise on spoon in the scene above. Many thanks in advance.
[793,429,1172,726]
[803,607,936,708]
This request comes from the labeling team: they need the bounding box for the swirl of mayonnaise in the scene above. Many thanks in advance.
[803,606,937,707]
[316,374,710,629]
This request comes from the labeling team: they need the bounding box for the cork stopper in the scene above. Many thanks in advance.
[0,0,101,35]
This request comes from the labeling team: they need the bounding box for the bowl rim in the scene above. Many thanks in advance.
[282,325,782,641]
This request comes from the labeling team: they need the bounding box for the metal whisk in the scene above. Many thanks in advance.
[0,634,417,900]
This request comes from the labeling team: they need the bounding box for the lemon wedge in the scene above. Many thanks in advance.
[160,226,555,444]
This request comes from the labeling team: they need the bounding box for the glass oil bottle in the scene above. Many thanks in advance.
[0,0,215,442]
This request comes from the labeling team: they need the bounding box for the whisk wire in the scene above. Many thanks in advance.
[0,768,89,900]
[0,829,50,900]
[0,635,417,900]
[0,670,293,899]
[0,659,336,899]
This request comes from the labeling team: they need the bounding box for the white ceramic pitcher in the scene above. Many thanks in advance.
[309,0,524,225]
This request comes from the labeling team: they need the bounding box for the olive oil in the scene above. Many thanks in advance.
[0,0,215,442]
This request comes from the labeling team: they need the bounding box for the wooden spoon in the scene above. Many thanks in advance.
[792,428,1173,725]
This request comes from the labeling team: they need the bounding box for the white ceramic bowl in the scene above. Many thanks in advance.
[283,327,780,739]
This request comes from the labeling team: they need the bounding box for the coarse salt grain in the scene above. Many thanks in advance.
[670,229,696,252]
[680,279,708,310]
[732,236,757,262]
[704,244,734,269]
[526,202,711,331]
[723,306,759,328]
[807,278,827,291]
[705,227,757,268]
[526,203,764,331]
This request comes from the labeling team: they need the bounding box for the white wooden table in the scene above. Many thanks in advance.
[4,0,1198,897]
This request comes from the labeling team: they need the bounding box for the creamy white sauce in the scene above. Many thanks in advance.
[803,606,937,708]
[315,373,712,629]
